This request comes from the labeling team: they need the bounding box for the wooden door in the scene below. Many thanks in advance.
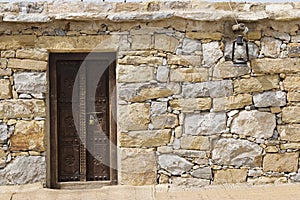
[48,53,117,188]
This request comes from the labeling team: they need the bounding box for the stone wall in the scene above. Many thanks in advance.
[0,0,299,187]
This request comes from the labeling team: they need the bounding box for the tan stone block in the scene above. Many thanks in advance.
[10,120,44,152]
[1,50,15,58]
[8,59,47,71]
[131,34,152,50]
[288,43,300,57]
[282,106,300,123]
[287,92,300,102]
[248,177,287,185]
[151,114,178,129]
[0,35,36,50]
[181,136,210,150]
[0,68,12,76]
[186,32,223,40]
[119,129,171,148]
[167,54,201,67]
[130,86,173,102]
[0,58,7,69]
[118,56,163,65]
[154,34,179,53]
[118,65,154,83]
[115,2,140,12]
[265,146,278,153]
[213,169,247,184]
[280,143,300,149]
[169,98,211,112]
[0,148,6,158]
[247,31,262,40]
[213,61,250,79]
[170,67,209,82]
[263,152,299,172]
[251,58,300,74]
[233,75,279,93]
[270,107,281,114]
[16,49,48,61]
[213,94,252,112]
[283,76,300,91]
[278,124,300,142]
[0,79,11,99]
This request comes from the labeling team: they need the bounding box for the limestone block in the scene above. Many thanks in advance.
[171,177,210,187]
[120,148,157,185]
[233,75,279,94]
[282,106,300,123]
[263,152,299,172]
[248,177,287,185]
[214,169,247,184]
[8,59,47,71]
[151,101,167,115]
[212,138,263,167]
[261,37,281,58]
[169,98,211,112]
[156,66,169,82]
[16,49,48,61]
[253,91,286,107]
[287,92,300,102]
[182,80,233,98]
[184,112,226,135]
[173,150,207,158]
[154,34,179,53]
[167,54,201,67]
[287,43,300,57]
[115,2,140,12]
[118,65,154,83]
[213,94,252,112]
[118,103,150,131]
[231,110,276,139]
[130,85,174,102]
[186,32,223,40]
[0,156,45,185]
[191,167,212,179]
[292,35,300,43]
[0,68,12,76]
[170,67,209,82]
[118,56,163,65]
[10,121,44,152]
[0,79,11,99]
[247,31,262,40]
[14,72,47,94]
[0,123,8,144]
[213,61,250,79]
[180,135,210,150]
[1,50,15,58]
[119,129,171,148]
[280,143,300,150]
[0,36,36,50]
[0,100,45,119]
[248,169,263,177]
[177,38,201,55]
[278,124,300,142]
[131,34,152,50]
[151,114,178,129]
[0,58,7,69]
[283,76,300,91]
[202,41,223,67]
[265,4,293,12]
[158,154,193,175]
[251,58,300,74]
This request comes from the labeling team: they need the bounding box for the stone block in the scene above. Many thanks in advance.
[131,34,152,50]
[247,31,262,40]
[283,76,300,91]
[191,167,212,179]
[213,94,252,112]
[151,114,178,129]
[253,91,286,107]
[184,112,226,135]
[186,32,223,40]
[167,54,201,67]
[171,177,210,187]
[151,101,167,115]
[280,143,300,150]
[0,123,8,144]
[158,154,193,175]
[10,121,44,152]
[177,38,201,55]
[154,34,179,53]
[8,59,47,71]
[248,177,287,185]
[118,56,163,65]
[170,67,209,82]
[278,124,300,142]
[0,68,12,76]
[202,41,223,67]
[16,49,48,61]
[169,98,211,112]
[130,85,174,102]
[261,37,281,58]
[118,65,154,83]
[214,169,247,184]
[0,36,36,50]
[212,138,263,167]
[14,72,47,94]
[180,135,210,150]
[0,79,11,99]
[1,50,15,58]
[156,66,169,82]
[251,58,300,74]
[287,92,300,102]
[288,43,300,57]
[0,58,7,69]
[282,106,300,123]
[263,152,299,172]
[231,110,276,139]
[233,75,279,94]
[119,129,171,148]
[213,61,250,79]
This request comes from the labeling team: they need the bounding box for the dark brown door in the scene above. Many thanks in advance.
[48,53,117,188]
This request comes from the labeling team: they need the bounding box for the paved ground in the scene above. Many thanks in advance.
[1,182,300,200]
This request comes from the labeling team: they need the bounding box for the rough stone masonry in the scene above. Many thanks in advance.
[0,0,299,188]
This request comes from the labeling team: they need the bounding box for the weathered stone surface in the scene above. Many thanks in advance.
[182,80,233,98]
[214,169,247,184]
[8,59,47,71]
[231,110,276,139]
[151,114,178,129]
[118,103,150,131]
[263,152,299,172]
[0,36,36,50]
[16,49,48,61]
[156,66,169,82]
[131,34,152,50]
[233,75,279,93]
[121,148,157,185]
[247,31,262,40]
[184,112,226,135]
[10,121,44,152]
[280,143,300,149]
[252,58,300,74]
[0,68,12,76]
[191,167,212,179]
[0,123,8,143]
[167,54,201,67]
[0,100,45,119]
[0,58,7,69]
[0,156,45,185]
[118,65,154,83]
[261,37,281,58]
[0,79,11,99]
[14,72,47,94]
[170,98,211,112]
[181,136,210,150]
[154,34,179,53]
[248,169,263,177]
[1,50,15,58]
[202,41,223,67]
[283,76,300,91]
[171,177,210,187]
[130,85,174,102]
[170,67,209,82]
[213,61,250,79]
[282,107,300,123]
[158,154,193,175]
[212,138,263,167]
[248,177,287,185]
[177,38,201,55]
[253,91,286,107]
[287,92,300,102]
[278,124,300,142]
[213,94,252,112]
[288,43,300,57]
[186,32,223,40]
[151,102,167,115]
[119,56,163,66]
[119,129,171,148]
[292,35,300,43]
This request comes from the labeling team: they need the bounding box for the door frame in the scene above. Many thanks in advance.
[46,52,117,189]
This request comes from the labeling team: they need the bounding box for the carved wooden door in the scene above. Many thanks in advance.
[49,53,117,188]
